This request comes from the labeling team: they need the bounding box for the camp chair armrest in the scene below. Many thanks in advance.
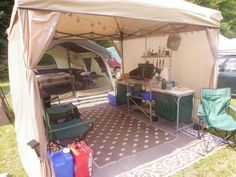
[228,105,236,113]
[43,96,61,105]
[50,96,61,104]
[49,118,96,133]
[197,104,206,116]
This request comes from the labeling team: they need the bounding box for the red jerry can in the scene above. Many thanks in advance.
[69,141,93,177]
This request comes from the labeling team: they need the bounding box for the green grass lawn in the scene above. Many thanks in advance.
[0,82,13,122]
[0,125,27,177]
[172,147,236,177]
[0,82,26,176]
[0,82,10,96]
[230,98,236,118]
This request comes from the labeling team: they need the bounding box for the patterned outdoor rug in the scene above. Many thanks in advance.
[117,127,226,177]
[79,104,176,168]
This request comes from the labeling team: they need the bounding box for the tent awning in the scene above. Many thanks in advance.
[17,0,222,40]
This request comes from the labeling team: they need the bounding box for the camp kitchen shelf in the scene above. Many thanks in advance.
[125,79,157,123]
[141,54,171,58]
[142,54,172,82]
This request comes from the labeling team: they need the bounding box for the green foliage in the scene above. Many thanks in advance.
[0,1,14,39]
[0,57,8,81]
[0,39,8,81]
[188,0,236,38]
[0,1,13,82]
[95,40,113,48]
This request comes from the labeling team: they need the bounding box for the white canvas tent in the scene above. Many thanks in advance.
[45,39,113,89]
[218,34,236,55]
[35,39,114,97]
[7,1,222,177]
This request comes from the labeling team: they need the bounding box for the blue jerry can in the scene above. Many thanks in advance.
[47,147,74,177]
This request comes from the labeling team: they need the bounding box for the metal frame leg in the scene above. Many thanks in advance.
[175,96,182,133]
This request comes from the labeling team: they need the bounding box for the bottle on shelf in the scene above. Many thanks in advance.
[143,49,148,57]
[161,79,167,90]
[158,46,161,55]
[162,47,165,56]
[147,48,152,56]
[165,50,170,56]
[151,49,154,56]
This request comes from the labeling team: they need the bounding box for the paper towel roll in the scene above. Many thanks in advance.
[160,67,169,81]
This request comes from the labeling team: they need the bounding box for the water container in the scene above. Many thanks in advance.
[47,147,74,177]
[69,141,93,177]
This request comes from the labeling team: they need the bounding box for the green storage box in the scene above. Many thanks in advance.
[154,92,193,124]
[116,83,142,105]
[116,83,128,105]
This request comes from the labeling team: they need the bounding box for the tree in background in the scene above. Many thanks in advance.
[188,0,236,38]
[0,1,14,81]
[0,1,13,41]
[95,40,113,48]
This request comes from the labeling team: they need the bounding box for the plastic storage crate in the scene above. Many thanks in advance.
[141,91,156,101]
[108,91,117,106]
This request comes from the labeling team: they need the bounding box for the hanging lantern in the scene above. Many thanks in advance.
[167,33,182,51]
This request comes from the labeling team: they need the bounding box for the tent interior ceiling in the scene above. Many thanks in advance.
[54,13,209,40]
[17,0,222,41]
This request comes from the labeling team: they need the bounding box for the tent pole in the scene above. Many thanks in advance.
[66,48,76,97]
[120,32,124,75]
[0,86,12,123]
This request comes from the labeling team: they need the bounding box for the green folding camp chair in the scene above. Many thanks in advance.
[46,103,80,123]
[197,88,236,151]
[43,103,96,150]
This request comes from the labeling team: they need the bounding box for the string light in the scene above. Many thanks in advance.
[68,13,180,35]
[67,13,165,36]
[70,13,118,30]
